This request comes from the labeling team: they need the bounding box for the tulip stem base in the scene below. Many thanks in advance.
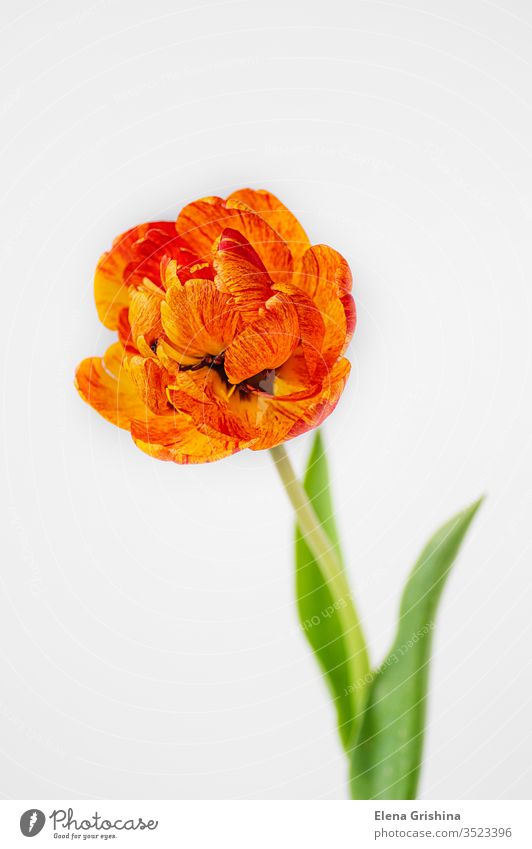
[270,443,370,728]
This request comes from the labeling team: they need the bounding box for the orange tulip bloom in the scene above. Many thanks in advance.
[75,189,355,463]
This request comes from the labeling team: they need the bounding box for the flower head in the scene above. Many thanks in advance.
[75,189,355,463]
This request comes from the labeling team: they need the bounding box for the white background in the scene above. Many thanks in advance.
[1,0,531,800]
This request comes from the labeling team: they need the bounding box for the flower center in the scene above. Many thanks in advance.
[180,353,276,397]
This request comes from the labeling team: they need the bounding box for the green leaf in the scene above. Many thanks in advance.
[295,430,356,748]
[349,498,483,799]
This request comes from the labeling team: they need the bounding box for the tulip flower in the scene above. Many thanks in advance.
[76,189,354,463]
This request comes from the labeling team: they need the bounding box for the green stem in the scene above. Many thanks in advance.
[270,443,371,723]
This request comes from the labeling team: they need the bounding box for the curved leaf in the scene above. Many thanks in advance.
[295,430,356,748]
[349,498,483,799]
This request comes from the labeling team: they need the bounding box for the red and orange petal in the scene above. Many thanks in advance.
[250,357,351,450]
[161,280,239,362]
[74,343,237,463]
[129,416,241,465]
[75,342,148,429]
[126,355,172,416]
[340,292,356,351]
[227,188,311,264]
[128,286,164,348]
[166,368,261,444]
[161,254,214,289]
[291,244,355,364]
[213,228,273,321]
[176,196,294,286]
[223,293,299,384]
[94,221,178,330]
[272,287,325,380]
